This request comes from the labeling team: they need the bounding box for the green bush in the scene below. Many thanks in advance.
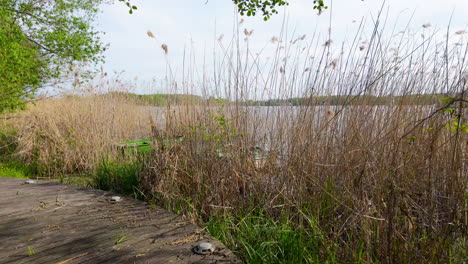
[0,163,26,178]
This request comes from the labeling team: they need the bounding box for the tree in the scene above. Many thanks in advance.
[0,10,44,111]
[0,0,324,113]
[234,0,327,21]
[0,0,106,112]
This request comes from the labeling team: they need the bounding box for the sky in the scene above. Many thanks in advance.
[95,0,468,95]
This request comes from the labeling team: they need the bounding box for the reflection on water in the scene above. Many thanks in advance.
[151,104,440,154]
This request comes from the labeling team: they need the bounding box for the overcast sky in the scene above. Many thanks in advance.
[95,0,468,94]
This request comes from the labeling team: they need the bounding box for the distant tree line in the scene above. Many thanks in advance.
[245,94,446,106]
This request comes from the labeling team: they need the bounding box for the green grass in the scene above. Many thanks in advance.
[0,125,31,178]
[449,238,468,264]
[52,173,92,186]
[114,230,128,245]
[27,246,36,256]
[205,211,333,264]
[93,158,142,197]
[0,125,34,178]
[0,163,28,178]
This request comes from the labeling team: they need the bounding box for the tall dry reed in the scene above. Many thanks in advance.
[140,14,468,263]
[13,94,153,176]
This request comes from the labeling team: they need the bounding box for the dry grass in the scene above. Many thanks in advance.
[142,101,467,262]
[12,94,153,176]
[138,16,468,263]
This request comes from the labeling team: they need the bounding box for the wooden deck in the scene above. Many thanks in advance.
[0,178,240,264]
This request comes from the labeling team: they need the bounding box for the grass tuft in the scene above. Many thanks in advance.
[93,158,142,198]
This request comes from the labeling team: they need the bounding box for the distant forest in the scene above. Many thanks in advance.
[104,92,204,106]
[103,92,448,107]
[244,94,447,106]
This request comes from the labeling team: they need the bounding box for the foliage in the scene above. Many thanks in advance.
[440,96,468,132]
[0,123,16,157]
[0,124,33,178]
[118,0,137,14]
[0,10,44,112]
[233,0,327,20]
[198,99,238,142]
[187,98,245,158]
[0,0,106,112]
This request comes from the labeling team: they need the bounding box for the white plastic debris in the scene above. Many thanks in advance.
[193,242,216,255]
[24,180,37,184]
[111,196,122,202]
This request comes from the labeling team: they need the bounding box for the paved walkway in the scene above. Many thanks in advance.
[0,178,240,263]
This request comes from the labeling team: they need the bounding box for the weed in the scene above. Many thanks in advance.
[93,158,142,197]
[27,246,36,256]
[115,231,127,245]
[0,164,26,178]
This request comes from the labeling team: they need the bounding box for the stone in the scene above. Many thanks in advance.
[193,242,216,255]
[111,196,122,202]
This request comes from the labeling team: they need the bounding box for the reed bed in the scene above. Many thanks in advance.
[139,16,468,263]
[144,102,467,262]
[3,13,467,263]
[11,93,153,176]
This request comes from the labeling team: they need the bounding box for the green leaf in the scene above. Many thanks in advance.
[0,0,107,113]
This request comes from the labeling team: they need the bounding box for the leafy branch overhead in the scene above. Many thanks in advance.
[0,0,107,112]
[123,1,328,20]
[118,0,138,14]
[233,0,328,20]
